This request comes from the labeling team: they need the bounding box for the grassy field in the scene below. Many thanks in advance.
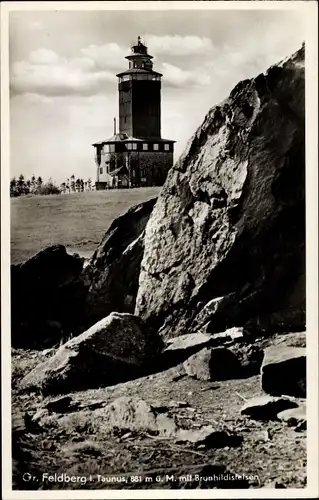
[11,188,160,264]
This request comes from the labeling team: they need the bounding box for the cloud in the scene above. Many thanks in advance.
[22,92,54,104]
[10,48,117,97]
[10,37,213,96]
[80,43,128,71]
[147,35,215,56]
[28,48,60,65]
[160,62,211,88]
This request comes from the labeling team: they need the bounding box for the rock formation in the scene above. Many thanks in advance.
[261,340,306,397]
[182,342,264,381]
[81,198,156,327]
[19,312,163,395]
[11,199,156,348]
[11,245,84,348]
[135,45,305,340]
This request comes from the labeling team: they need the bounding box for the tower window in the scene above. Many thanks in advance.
[143,143,148,151]
[109,144,115,153]
[132,143,137,150]
[153,144,159,151]
[126,143,132,150]
[99,167,103,174]
[164,144,170,151]
[120,75,130,83]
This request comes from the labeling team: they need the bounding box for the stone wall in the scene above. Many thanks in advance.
[129,151,173,186]
[96,150,173,187]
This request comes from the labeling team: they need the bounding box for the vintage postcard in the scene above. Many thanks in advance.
[1,1,318,499]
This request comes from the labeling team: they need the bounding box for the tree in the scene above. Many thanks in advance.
[17,174,26,195]
[87,178,92,191]
[10,177,18,197]
[31,175,37,193]
[37,176,43,192]
[10,174,62,197]
[70,174,75,193]
[60,182,66,194]
[80,179,84,192]
[75,178,81,192]
[26,179,31,194]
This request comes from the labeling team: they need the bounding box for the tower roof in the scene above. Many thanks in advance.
[116,68,162,78]
[125,36,153,61]
[129,36,149,55]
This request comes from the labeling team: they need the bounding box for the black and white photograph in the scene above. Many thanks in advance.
[1,0,318,497]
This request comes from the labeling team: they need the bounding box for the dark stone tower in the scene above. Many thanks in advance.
[93,37,175,189]
[117,36,162,139]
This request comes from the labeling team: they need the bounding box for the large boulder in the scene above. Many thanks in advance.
[11,245,84,348]
[80,198,156,327]
[261,343,306,398]
[162,332,216,367]
[19,312,163,395]
[183,347,241,381]
[96,396,177,437]
[135,45,305,339]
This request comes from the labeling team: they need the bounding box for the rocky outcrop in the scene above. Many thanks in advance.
[80,198,156,327]
[261,342,306,398]
[161,328,250,369]
[135,45,305,339]
[19,312,163,395]
[11,245,84,348]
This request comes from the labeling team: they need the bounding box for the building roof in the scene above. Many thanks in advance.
[93,133,128,145]
[92,136,175,146]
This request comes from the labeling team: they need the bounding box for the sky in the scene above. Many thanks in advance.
[9,8,305,185]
